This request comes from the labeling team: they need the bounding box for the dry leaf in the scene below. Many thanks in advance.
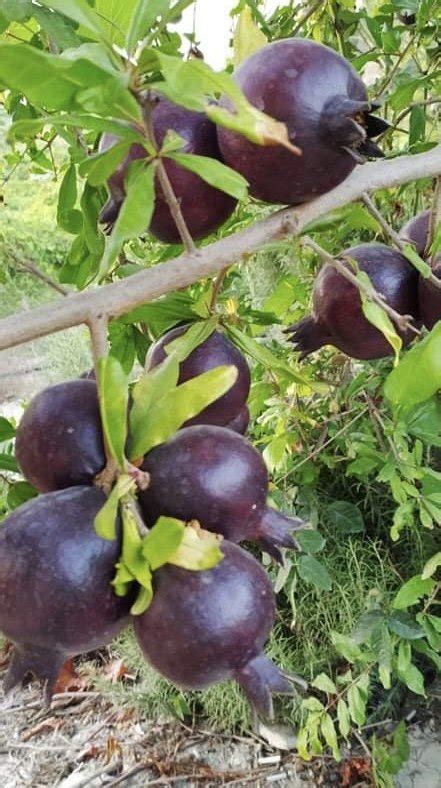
[22,717,63,741]
[52,659,87,694]
[103,658,130,684]
[340,757,373,787]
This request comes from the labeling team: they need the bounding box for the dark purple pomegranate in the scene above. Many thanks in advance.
[399,210,430,257]
[287,243,420,360]
[133,540,292,717]
[138,425,302,561]
[146,326,251,427]
[15,380,105,493]
[100,96,236,244]
[226,404,250,434]
[398,211,441,330]
[217,38,388,205]
[0,486,131,700]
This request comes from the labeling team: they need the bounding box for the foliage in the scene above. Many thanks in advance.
[0,0,440,776]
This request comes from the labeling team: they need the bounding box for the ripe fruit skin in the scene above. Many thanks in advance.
[400,211,441,330]
[287,243,419,360]
[217,38,387,205]
[0,486,131,700]
[133,540,292,717]
[139,425,302,561]
[100,96,236,244]
[15,380,105,493]
[226,404,250,434]
[399,210,430,257]
[146,326,251,427]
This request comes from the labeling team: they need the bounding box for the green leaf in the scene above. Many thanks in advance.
[37,0,108,43]
[397,640,412,673]
[10,115,143,143]
[0,417,15,442]
[94,475,134,540]
[79,141,131,186]
[311,673,337,694]
[357,270,402,364]
[392,575,435,609]
[129,355,180,460]
[388,612,425,640]
[161,319,218,362]
[57,164,82,234]
[331,632,363,663]
[422,551,441,579]
[325,501,364,534]
[337,699,351,739]
[402,243,432,278]
[297,555,332,591]
[99,161,155,280]
[126,0,171,55]
[404,397,441,446]
[97,356,129,470]
[141,516,185,570]
[130,583,153,615]
[397,662,426,696]
[128,364,238,459]
[347,684,366,726]
[226,325,325,392]
[233,6,267,65]
[167,151,248,200]
[320,714,341,761]
[384,322,441,408]
[167,525,224,571]
[296,530,326,554]
[94,0,139,47]
[0,454,19,473]
[7,481,37,510]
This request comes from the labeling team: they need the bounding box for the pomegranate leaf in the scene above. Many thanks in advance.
[384,322,441,408]
[297,555,332,591]
[129,355,180,459]
[10,115,144,143]
[131,584,153,615]
[128,364,238,460]
[167,152,248,200]
[355,271,402,364]
[392,575,435,609]
[95,475,135,540]
[79,141,131,186]
[233,6,267,66]
[126,0,171,56]
[37,0,108,43]
[97,357,129,470]
[225,325,326,392]
[0,453,19,473]
[0,417,15,441]
[401,243,432,278]
[57,164,82,235]
[7,482,37,511]
[422,551,441,579]
[162,318,218,362]
[141,516,185,570]
[98,160,155,280]
[168,525,224,571]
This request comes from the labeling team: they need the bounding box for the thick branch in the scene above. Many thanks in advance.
[0,146,440,352]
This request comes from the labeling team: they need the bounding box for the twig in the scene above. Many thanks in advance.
[209,265,230,312]
[301,236,419,335]
[0,146,439,352]
[379,97,441,141]
[88,315,118,492]
[143,98,197,255]
[374,36,415,99]
[11,254,70,296]
[292,0,325,36]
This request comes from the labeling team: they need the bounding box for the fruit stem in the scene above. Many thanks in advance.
[362,191,441,290]
[141,96,198,256]
[88,315,119,493]
[209,266,230,313]
[301,235,420,336]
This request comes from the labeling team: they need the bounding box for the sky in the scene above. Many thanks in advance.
[175,0,281,70]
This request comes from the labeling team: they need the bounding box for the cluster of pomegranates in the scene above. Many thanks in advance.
[287,210,440,361]
[0,328,302,715]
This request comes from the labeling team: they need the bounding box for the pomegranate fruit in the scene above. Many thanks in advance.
[138,425,302,561]
[0,486,131,700]
[146,326,251,427]
[217,38,388,205]
[133,540,292,717]
[287,243,419,360]
[399,210,430,257]
[226,404,250,434]
[400,210,441,330]
[100,96,236,244]
[15,380,105,492]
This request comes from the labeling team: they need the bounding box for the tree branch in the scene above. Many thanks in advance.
[0,146,439,352]
[427,175,441,257]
